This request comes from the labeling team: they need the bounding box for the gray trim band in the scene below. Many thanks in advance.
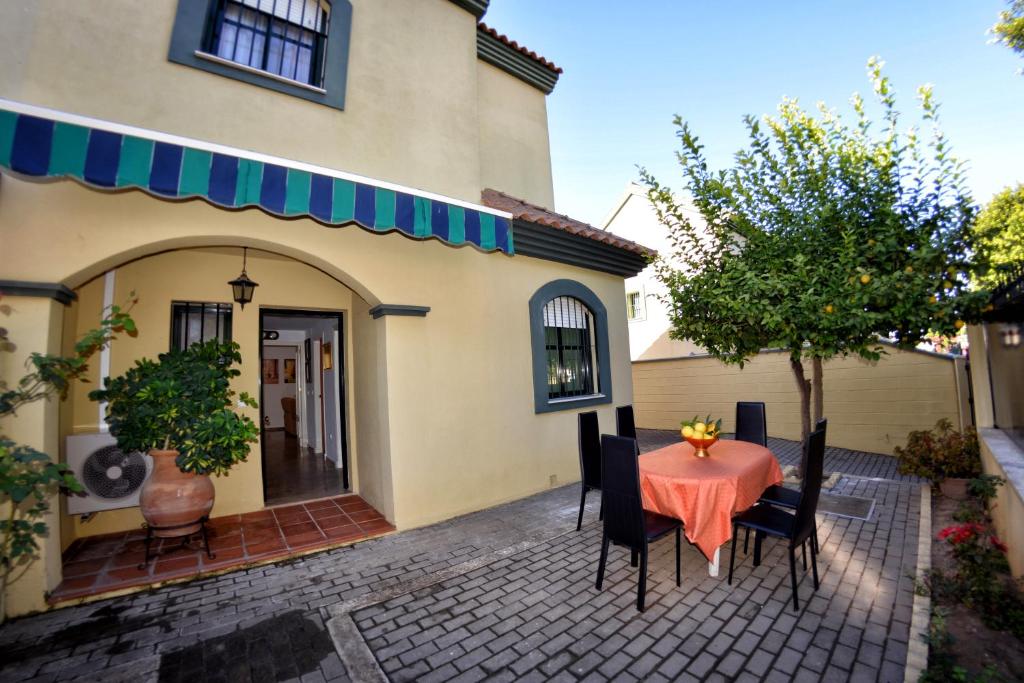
[368,305,431,319]
[168,0,353,110]
[0,281,77,305]
[513,221,649,277]
[529,280,612,414]
[477,29,560,94]
[448,0,489,18]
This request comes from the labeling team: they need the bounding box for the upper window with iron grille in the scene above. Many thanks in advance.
[543,296,600,400]
[206,0,331,87]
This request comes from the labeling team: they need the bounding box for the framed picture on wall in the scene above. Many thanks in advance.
[283,358,296,384]
[322,342,333,370]
[304,338,312,382]
[262,359,279,384]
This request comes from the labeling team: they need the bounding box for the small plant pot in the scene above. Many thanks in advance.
[939,477,970,500]
[140,449,215,537]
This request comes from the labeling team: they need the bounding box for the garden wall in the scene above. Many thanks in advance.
[632,346,970,455]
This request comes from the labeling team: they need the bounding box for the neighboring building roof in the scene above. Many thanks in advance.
[482,188,656,258]
[448,0,489,19]
[477,24,562,94]
[478,23,563,75]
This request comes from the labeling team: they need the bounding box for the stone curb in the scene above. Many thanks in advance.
[905,483,931,681]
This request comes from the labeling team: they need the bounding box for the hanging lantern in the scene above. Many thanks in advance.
[228,247,259,309]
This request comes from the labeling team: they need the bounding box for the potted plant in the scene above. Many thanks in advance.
[90,340,258,536]
[894,419,981,498]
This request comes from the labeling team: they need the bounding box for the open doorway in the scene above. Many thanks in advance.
[259,309,349,506]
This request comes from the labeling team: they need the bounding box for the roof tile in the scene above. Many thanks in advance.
[482,189,656,258]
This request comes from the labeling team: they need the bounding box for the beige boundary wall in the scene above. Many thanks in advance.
[632,347,970,455]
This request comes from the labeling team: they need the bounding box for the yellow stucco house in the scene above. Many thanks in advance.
[0,0,651,617]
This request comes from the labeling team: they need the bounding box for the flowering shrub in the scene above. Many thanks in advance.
[895,418,981,485]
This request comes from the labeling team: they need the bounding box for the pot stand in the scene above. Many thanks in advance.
[138,516,216,569]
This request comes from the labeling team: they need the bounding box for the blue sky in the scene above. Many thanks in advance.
[484,1,1024,226]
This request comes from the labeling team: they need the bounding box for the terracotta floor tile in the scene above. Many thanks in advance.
[56,575,99,593]
[106,564,152,583]
[358,519,395,534]
[317,513,354,530]
[154,554,199,574]
[346,509,383,523]
[57,495,381,602]
[304,499,339,511]
[274,509,312,525]
[280,521,319,537]
[309,506,347,521]
[245,538,286,555]
[337,499,372,512]
[286,531,326,548]
[201,545,246,568]
[62,558,109,578]
[323,524,362,540]
[109,551,148,568]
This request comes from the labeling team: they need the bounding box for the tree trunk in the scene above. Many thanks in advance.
[790,357,812,474]
[811,356,824,428]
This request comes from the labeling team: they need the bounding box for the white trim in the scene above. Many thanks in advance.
[0,98,513,219]
[194,51,328,95]
[547,393,606,405]
[97,270,115,433]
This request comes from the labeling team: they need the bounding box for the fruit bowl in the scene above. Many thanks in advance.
[684,435,719,458]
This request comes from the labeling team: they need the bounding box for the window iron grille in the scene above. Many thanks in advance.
[206,0,331,87]
[171,302,234,351]
[543,296,599,399]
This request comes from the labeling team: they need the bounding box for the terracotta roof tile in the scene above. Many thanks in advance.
[482,189,656,258]
[478,23,564,74]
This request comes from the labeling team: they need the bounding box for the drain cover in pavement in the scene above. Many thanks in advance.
[819,492,875,520]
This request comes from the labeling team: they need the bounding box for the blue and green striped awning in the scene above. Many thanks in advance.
[0,102,514,254]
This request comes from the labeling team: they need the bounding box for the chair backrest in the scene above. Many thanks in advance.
[578,411,602,489]
[794,426,827,543]
[616,405,637,441]
[600,434,646,549]
[735,401,767,447]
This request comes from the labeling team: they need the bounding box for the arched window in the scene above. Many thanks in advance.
[529,280,612,413]
[543,296,599,399]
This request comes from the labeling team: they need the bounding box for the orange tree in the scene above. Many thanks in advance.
[641,59,989,444]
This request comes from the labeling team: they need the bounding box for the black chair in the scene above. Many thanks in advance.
[615,405,637,441]
[735,401,767,447]
[729,426,827,611]
[748,418,828,558]
[595,435,681,612]
[576,411,603,531]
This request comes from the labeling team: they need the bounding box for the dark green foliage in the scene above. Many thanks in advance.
[641,58,988,442]
[895,418,981,484]
[0,294,136,621]
[90,340,259,477]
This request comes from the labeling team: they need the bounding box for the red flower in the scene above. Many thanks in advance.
[991,536,1008,554]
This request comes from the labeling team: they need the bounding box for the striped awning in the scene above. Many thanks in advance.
[0,100,514,254]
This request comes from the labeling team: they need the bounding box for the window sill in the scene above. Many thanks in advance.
[537,393,611,414]
[194,51,327,95]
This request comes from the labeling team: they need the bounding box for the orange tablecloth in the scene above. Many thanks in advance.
[639,440,784,561]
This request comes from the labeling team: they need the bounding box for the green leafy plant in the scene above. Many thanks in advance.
[894,419,981,485]
[992,0,1024,68]
[89,340,258,476]
[0,294,136,623]
[641,58,988,449]
[972,184,1024,290]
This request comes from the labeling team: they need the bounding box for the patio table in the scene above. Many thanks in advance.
[639,439,784,576]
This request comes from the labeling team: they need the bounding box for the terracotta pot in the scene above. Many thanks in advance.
[140,449,215,537]
[939,477,970,500]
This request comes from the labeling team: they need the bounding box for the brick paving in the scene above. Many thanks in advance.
[0,436,923,682]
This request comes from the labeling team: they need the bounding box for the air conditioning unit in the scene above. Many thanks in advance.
[66,433,152,514]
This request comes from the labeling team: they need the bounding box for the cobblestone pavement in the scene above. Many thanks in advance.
[0,437,923,682]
